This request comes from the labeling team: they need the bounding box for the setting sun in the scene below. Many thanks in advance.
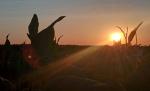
[111,32,122,42]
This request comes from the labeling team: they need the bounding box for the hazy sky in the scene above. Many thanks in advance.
[0,0,150,45]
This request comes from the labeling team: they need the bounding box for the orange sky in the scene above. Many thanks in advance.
[0,0,150,45]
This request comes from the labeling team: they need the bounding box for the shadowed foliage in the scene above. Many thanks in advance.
[5,34,11,46]
[27,14,65,60]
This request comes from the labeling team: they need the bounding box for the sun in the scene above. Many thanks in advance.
[111,32,122,42]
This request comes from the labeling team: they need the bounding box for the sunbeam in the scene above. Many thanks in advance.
[20,46,100,87]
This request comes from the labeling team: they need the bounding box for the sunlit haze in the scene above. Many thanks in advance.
[111,32,122,42]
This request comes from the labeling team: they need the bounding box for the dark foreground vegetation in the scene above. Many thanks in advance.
[0,44,150,91]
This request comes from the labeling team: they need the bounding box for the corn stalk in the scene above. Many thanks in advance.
[116,26,128,46]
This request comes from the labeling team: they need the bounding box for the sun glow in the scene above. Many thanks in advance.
[111,32,122,42]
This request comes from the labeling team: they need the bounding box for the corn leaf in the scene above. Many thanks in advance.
[128,22,143,44]
[28,14,39,37]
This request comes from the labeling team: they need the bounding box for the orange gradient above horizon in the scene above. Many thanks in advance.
[0,0,150,45]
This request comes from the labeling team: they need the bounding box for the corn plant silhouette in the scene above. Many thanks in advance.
[55,35,63,45]
[116,22,143,46]
[5,34,11,46]
[116,26,128,46]
[27,14,65,60]
[128,22,143,45]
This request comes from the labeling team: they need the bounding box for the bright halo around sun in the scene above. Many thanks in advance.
[111,32,122,42]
